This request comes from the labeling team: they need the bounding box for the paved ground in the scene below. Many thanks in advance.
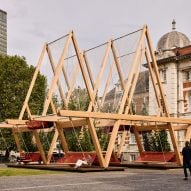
[0,167,190,191]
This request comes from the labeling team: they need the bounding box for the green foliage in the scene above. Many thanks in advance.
[39,131,54,152]
[64,128,94,152]
[68,87,90,111]
[96,127,109,151]
[142,130,171,152]
[0,55,46,151]
[19,132,37,152]
[0,167,62,176]
[65,86,109,152]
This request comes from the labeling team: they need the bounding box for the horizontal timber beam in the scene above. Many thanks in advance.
[58,110,191,124]
[6,119,28,125]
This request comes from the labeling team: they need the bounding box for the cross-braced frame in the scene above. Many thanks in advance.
[1,26,191,167]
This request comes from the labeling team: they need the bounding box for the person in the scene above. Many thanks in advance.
[74,158,88,169]
[182,141,191,180]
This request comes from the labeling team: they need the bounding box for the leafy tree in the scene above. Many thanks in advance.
[0,55,46,151]
[68,86,90,111]
[142,130,171,152]
[65,86,109,152]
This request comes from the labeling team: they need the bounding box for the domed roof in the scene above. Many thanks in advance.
[156,20,190,51]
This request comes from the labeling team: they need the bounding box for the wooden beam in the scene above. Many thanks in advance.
[56,123,69,153]
[87,118,106,167]
[59,110,191,124]
[57,119,87,128]
[146,27,169,115]
[146,27,182,165]
[111,41,125,90]
[19,44,47,120]
[71,32,95,108]
[65,62,80,107]
[42,32,73,116]
[12,131,22,153]
[0,123,15,128]
[100,61,115,108]
[185,125,191,142]
[46,45,66,104]
[47,128,59,164]
[6,119,28,125]
[83,51,95,88]
[119,26,147,114]
[105,120,121,167]
[50,99,57,114]
[88,40,112,111]
[145,48,162,112]
[31,115,64,122]
[134,126,144,153]
[117,130,127,157]
[62,65,70,91]
[125,48,145,113]
[33,130,47,164]
[26,104,32,119]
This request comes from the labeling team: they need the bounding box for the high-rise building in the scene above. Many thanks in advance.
[0,9,7,55]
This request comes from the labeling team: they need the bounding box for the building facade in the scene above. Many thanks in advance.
[0,9,7,55]
[149,20,191,151]
[106,20,191,162]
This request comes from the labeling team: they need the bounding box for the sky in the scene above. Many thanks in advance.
[0,0,191,65]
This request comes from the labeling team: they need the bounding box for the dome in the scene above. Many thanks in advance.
[156,20,190,51]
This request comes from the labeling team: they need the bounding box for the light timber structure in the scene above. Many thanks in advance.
[1,26,191,168]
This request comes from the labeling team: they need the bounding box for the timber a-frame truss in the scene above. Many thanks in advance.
[1,26,191,167]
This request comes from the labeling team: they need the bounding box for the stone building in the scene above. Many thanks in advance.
[149,20,191,151]
[150,20,191,118]
[106,20,191,161]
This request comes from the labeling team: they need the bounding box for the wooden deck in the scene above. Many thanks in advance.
[7,163,125,173]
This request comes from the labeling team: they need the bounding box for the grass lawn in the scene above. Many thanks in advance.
[0,167,62,176]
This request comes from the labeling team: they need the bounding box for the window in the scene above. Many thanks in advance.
[161,69,167,83]
[130,154,136,161]
[130,133,136,144]
[189,93,191,112]
[185,71,191,81]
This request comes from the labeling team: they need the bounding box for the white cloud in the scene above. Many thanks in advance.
[0,0,190,64]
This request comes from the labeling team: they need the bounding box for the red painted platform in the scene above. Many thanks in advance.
[136,151,176,163]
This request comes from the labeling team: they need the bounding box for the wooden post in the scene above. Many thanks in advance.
[146,27,182,165]
[12,131,22,153]
[117,130,127,157]
[185,125,191,141]
[133,126,144,154]
[56,123,69,153]
[87,118,106,167]
[33,130,47,164]
[47,128,59,164]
